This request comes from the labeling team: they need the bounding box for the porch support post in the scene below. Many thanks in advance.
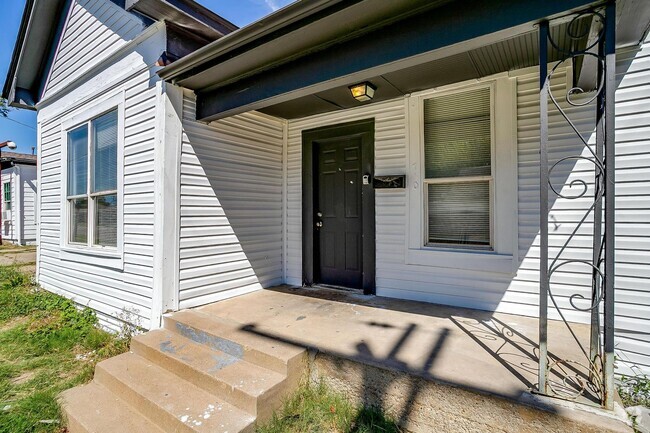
[538,19,549,396]
[152,81,183,328]
[603,0,616,410]
[590,20,605,372]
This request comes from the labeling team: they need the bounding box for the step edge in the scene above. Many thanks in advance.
[60,382,166,433]
[131,332,288,415]
[95,353,256,433]
[164,311,305,375]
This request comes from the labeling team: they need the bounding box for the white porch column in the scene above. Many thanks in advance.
[151,81,183,328]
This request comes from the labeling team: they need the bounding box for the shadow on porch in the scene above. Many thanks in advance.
[197,285,630,432]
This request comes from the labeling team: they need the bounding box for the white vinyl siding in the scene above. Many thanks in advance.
[285,56,650,376]
[43,0,146,99]
[505,65,596,323]
[508,38,650,376]
[286,100,407,288]
[36,9,162,330]
[1,166,38,245]
[287,98,514,309]
[28,0,650,375]
[179,91,285,309]
[611,40,650,377]
[21,165,38,244]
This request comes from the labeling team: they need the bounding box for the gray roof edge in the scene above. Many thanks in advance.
[2,0,35,103]
[1,152,37,165]
[158,0,343,81]
[4,0,233,107]
[126,0,239,37]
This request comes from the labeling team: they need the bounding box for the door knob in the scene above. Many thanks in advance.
[316,221,323,228]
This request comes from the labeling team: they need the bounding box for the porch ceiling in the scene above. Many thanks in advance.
[160,0,650,122]
[259,21,590,119]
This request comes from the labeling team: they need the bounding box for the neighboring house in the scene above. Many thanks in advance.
[0,151,37,245]
[2,0,650,396]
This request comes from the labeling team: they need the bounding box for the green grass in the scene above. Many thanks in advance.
[256,381,402,433]
[619,374,650,408]
[0,266,130,433]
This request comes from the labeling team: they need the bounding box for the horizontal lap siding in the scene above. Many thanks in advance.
[507,67,597,323]
[37,3,159,330]
[511,44,650,375]
[286,100,410,289]
[612,42,650,376]
[287,100,520,310]
[20,165,36,244]
[285,59,650,375]
[21,166,38,243]
[39,66,158,330]
[43,0,145,99]
[179,91,285,309]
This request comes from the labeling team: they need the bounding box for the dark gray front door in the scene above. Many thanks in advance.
[302,119,375,294]
[316,137,363,289]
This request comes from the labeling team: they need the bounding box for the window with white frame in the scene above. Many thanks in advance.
[423,87,492,248]
[3,182,11,210]
[66,109,118,248]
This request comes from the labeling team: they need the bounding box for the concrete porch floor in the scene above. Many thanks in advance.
[197,285,630,432]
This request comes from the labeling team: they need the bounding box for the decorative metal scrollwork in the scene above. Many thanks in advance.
[538,3,616,409]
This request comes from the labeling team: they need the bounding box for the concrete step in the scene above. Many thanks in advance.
[131,328,289,421]
[94,352,256,433]
[61,382,165,433]
[164,309,306,377]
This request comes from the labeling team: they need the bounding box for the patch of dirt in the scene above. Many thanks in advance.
[0,251,36,266]
[18,264,36,274]
[0,316,29,332]
[10,371,35,385]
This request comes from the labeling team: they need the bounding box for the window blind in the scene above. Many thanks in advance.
[424,88,491,179]
[423,87,492,247]
[92,110,118,193]
[67,125,88,197]
[427,182,490,245]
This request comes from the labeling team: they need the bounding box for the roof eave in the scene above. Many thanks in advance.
[126,0,239,40]
[158,0,344,82]
[2,0,35,105]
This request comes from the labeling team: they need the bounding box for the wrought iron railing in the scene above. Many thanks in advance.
[538,2,616,409]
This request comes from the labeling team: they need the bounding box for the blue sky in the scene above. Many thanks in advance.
[0,0,294,154]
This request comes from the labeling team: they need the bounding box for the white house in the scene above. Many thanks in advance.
[0,151,37,245]
[3,0,650,429]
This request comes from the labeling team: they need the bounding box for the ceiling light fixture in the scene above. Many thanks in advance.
[349,82,376,102]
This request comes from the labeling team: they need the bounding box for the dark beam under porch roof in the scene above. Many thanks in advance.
[169,0,605,122]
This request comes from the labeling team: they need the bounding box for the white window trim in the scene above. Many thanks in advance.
[405,76,518,274]
[59,91,125,269]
